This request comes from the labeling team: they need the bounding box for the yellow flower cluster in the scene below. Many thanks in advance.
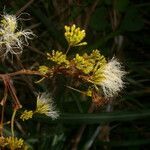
[89,50,107,83]
[42,24,126,98]
[74,53,94,74]
[91,65,106,84]
[74,49,107,76]
[38,65,49,75]
[47,50,69,67]
[6,137,24,149]
[20,110,33,121]
[64,24,87,47]
[89,50,106,64]
[0,136,24,149]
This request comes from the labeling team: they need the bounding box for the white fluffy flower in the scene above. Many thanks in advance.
[0,14,35,57]
[36,93,59,120]
[99,58,126,98]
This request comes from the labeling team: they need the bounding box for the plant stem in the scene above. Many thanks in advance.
[66,45,71,54]
[11,109,17,137]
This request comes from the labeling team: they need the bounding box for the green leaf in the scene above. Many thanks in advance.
[34,109,150,124]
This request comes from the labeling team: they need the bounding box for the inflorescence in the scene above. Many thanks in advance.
[0,14,126,150]
[0,14,34,58]
[44,24,126,100]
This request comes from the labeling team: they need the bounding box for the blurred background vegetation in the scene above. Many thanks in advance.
[0,0,150,149]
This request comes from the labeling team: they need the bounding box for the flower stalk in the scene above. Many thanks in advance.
[11,109,17,138]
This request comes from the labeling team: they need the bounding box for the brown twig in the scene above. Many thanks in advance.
[0,69,45,78]
[0,77,8,136]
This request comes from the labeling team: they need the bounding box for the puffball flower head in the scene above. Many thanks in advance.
[35,93,59,120]
[99,58,126,98]
[0,14,35,58]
